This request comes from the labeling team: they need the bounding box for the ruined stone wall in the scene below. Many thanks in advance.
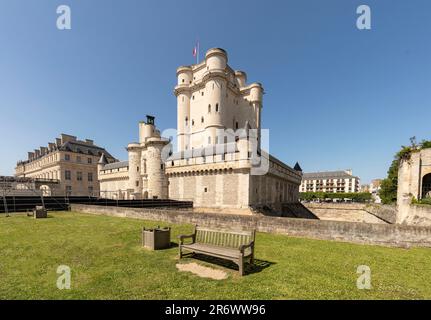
[71,204,431,248]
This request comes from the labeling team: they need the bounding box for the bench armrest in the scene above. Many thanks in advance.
[178,234,195,245]
[239,241,255,254]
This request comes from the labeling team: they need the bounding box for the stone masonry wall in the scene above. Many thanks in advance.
[71,204,431,248]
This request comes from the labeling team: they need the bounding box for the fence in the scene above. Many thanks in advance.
[0,196,193,214]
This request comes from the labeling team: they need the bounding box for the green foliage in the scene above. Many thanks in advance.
[380,159,399,204]
[380,137,431,205]
[299,192,372,202]
[412,197,431,206]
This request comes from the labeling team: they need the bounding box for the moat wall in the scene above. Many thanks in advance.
[71,204,431,248]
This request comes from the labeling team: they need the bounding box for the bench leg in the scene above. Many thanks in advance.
[179,245,183,259]
[238,259,244,276]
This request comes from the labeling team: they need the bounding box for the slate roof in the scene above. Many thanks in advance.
[302,171,358,180]
[102,161,129,170]
[59,141,115,160]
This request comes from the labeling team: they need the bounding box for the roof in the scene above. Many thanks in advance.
[302,171,359,180]
[102,161,129,171]
[294,162,303,172]
[98,153,108,165]
[59,141,115,160]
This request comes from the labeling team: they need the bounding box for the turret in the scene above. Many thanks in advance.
[175,67,192,151]
[235,71,247,88]
[139,115,158,144]
[146,138,169,199]
[97,153,108,181]
[205,48,228,71]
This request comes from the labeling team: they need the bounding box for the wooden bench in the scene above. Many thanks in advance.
[178,226,255,276]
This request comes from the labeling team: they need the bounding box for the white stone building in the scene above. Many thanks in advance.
[300,170,360,193]
[166,48,302,213]
[98,116,169,200]
[15,134,115,196]
[98,48,302,213]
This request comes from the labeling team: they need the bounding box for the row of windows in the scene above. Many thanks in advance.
[65,170,93,182]
[64,154,93,164]
[25,153,59,170]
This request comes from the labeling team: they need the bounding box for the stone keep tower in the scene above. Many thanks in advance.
[175,48,263,152]
[133,115,169,199]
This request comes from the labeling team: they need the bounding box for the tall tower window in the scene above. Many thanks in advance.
[201,117,204,123]
[236,121,239,129]
[216,103,219,112]
[208,104,211,113]
[201,92,204,96]
[185,117,188,126]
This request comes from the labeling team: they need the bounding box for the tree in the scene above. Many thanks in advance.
[380,138,431,204]
[380,159,399,204]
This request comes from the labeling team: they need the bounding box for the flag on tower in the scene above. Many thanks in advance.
[192,41,200,64]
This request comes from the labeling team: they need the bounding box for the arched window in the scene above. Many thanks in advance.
[208,104,211,113]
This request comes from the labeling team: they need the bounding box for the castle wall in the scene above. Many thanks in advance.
[397,148,431,224]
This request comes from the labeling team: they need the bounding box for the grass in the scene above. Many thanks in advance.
[0,211,430,300]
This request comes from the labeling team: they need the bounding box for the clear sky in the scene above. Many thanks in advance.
[0,0,430,184]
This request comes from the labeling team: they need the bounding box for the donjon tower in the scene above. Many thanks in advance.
[166,48,302,213]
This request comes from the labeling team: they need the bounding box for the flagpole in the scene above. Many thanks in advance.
[197,40,200,64]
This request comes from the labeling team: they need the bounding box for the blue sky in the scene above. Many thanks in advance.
[0,0,430,184]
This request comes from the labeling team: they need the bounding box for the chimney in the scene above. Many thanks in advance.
[85,139,94,145]
[48,142,56,151]
[34,149,41,157]
[56,138,62,146]
[40,147,48,155]
[345,169,353,176]
[60,134,77,144]
[28,152,35,160]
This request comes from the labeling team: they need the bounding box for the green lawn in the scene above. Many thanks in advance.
[1,212,430,299]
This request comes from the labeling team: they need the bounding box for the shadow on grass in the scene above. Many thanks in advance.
[183,253,275,275]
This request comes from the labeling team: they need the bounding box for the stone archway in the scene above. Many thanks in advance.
[422,173,431,199]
